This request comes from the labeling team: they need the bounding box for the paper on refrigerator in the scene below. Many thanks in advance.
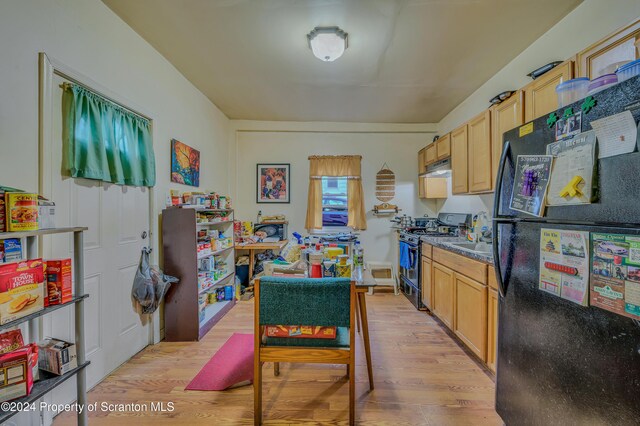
[539,229,590,305]
[590,110,638,159]
[545,131,597,206]
[590,233,640,320]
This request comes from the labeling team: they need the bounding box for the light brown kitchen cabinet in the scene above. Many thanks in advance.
[421,256,433,311]
[490,91,523,188]
[418,176,425,198]
[436,133,451,159]
[577,18,640,79]
[432,262,455,328]
[467,110,492,193]
[523,60,574,122]
[419,176,446,199]
[420,177,447,199]
[425,144,437,165]
[487,288,499,373]
[418,147,427,175]
[450,124,468,194]
[453,273,488,361]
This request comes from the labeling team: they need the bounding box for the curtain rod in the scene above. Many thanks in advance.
[56,72,151,122]
[308,155,362,160]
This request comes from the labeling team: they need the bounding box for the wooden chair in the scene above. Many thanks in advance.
[254,277,356,425]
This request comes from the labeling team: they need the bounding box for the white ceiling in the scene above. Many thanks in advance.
[102,0,582,123]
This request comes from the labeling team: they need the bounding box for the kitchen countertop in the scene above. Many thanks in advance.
[419,235,494,264]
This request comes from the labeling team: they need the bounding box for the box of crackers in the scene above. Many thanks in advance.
[0,259,45,325]
[44,259,72,307]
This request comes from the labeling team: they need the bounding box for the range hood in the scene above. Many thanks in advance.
[421,158,451,178]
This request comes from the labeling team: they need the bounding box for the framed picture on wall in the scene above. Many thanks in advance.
[171,139,200,187]
[257,163,290,203]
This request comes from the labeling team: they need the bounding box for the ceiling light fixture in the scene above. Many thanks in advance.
[307,26,348,62]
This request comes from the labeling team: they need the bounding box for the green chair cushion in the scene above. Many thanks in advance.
[264,326,350,348]
[258,277,351,327]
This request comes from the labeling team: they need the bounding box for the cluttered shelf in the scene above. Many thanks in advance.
[197,246,234,259]
[0,362,90,423]
[0,295,89,331]
[196,220,233,226]
[198,270,234,295]
[0,226,88,240]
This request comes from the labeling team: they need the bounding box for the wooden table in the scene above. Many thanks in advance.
[354,270,376,391]
[236,240,288,278]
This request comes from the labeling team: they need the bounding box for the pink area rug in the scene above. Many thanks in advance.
[185,333,254,391]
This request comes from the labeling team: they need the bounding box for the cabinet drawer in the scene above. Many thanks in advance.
[421,243,433,258]
[488,265,498,290]
[433,247,487,284]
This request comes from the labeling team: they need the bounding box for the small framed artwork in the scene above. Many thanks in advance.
[257,164,290,203]
[171,139,200,187]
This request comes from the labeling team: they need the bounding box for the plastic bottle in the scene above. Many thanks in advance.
[353,241,364,267]
[257,210,262,224]
[352,241,364,283]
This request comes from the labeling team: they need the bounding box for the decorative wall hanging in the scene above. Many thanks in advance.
[171,139,200,187]
[372,163,399,214]
[257,164,290,203]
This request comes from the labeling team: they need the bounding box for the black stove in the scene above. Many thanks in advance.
[398,212,472,311]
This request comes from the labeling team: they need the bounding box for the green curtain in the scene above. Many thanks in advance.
[62,84,156,187]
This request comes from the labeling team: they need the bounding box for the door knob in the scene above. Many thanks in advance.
[141,231,148,239]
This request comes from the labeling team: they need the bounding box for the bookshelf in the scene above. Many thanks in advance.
[161,207,236,341]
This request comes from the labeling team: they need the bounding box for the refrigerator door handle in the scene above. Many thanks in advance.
[492,141,511,298]
[492,221,506,298]
[492,140,511,220]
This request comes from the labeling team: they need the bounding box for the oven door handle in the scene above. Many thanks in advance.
[408,246,419,268]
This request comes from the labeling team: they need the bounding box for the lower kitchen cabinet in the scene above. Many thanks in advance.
[421,256,433,310]
[453,273,488,361]
[432,262,455,328]
[487,288,499,372]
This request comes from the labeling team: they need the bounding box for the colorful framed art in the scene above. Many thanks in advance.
[171,139,200,187]
[257,163,290,203]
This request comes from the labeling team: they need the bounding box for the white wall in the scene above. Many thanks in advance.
[231,121,437,264]
[0,0,231,261]
[435,177,493,216]
[439,0,640,133]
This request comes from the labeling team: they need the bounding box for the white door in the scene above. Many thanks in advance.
[42,74,152,392]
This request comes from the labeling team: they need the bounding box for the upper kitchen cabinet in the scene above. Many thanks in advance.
[418,147,427,174]
[419,177,447,199]
[577,18,640,79]
[425,144,437,165]
[451,124,468,194]
[523,60,574,122]
[436,133,451,160]
[490,91,523,188]
[467,110,492,193]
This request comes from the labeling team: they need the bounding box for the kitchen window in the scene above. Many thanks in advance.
[305,155,367,231]
[322,177,348,227]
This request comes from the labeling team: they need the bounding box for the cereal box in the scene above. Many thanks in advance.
[1,239,22,264]
[5,193,38,232]
[0,259,45,325]
[0,346,34,402]
[44,259,72,307]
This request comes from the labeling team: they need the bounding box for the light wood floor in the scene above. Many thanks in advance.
[55,291,501,425]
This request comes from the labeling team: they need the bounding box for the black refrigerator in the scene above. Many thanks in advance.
[493,75,640,425]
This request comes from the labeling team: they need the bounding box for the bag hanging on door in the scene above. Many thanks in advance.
[132,248,179,314]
